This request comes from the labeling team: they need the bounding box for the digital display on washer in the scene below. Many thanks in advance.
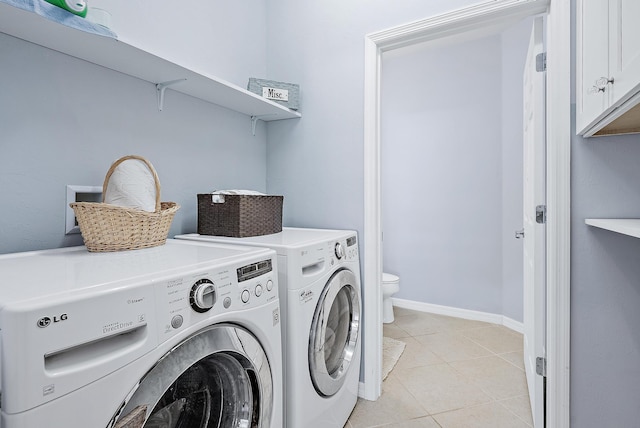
[347,236,357,247]
[237,259,273,282]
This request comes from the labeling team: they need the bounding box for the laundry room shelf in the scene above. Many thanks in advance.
[0,2,301,121]
[585,218,640,238]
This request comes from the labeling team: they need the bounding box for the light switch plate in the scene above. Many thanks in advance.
[65,185,102,234]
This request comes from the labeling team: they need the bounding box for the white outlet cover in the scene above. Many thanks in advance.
[66,185,102,235]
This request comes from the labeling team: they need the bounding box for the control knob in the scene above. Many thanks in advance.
[190,279,216,313]
[334,242,345,260]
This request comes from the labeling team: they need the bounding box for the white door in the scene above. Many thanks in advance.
[523,16,546,428]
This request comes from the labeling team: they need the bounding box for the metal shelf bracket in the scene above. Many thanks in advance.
[250,114,279,135]
[156,79,187,111]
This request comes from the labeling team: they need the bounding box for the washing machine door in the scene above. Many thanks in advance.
[308,268,361,397]
[109,324,273,428]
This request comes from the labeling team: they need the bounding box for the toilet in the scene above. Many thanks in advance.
[382,272,400,323]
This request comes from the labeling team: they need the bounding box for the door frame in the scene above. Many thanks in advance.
[362,1,571,426]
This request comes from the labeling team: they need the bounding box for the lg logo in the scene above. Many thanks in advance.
[37,314,68,328]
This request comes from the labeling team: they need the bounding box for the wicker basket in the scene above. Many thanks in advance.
[70,155,180,252]
[197,193,283,238]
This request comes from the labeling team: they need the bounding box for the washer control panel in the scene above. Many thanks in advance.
[345,235,358,260]
[334,234,358,263]
[157,254,277,339]
[334,242,345,259]
[237,258,273,304]
[190,278,216,313]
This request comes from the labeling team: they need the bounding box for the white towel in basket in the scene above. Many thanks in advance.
[104,158,157,212]
[210,190,265,203]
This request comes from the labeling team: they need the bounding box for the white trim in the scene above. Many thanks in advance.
[65,185,102,235]
[393,298,504,324]
[361,35,383,402]
[503,316,525,335]
[544,1,571,427]
[392,298,525,334]
[363,1,571,426]
[368,0,549,49]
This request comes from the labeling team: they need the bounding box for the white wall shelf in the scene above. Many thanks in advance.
[585,218,640,239]
[0,2,301,123]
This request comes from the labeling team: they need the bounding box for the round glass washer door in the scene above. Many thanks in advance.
[110,324,273,428]
[308,268,361,397]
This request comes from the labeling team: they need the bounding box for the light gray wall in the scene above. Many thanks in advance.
[86,0,267,87]
[0,2,269,254]
[380,35,503,315]
[571,129,640,426]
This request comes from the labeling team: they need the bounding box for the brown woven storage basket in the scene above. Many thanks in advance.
[197,193,283,238]
[70,155,180,252]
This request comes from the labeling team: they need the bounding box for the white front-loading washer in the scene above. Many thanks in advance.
[176,228,362,428]
[0,239,282,428]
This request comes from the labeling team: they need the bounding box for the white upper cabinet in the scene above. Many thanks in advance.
[577,0,640,137]
[576,0,609,132]
[609,1,640,103]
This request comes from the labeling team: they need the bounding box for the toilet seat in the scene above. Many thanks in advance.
[383,273,399,284]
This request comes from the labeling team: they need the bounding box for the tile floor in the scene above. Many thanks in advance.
[345,307,533,428]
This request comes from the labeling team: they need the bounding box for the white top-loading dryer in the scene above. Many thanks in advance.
[0,239,282,428]
[176,228,362,428]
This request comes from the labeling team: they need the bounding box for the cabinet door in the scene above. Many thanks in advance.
[608,0,640,107]
[576,0,610,134]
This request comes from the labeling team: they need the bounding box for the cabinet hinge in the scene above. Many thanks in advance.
[536,52,547,72]
[536,356,547,377]
[536,205,546,224]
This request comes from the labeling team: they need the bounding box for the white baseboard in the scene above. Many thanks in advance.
[391,297,524,334]
[501,315,524,334]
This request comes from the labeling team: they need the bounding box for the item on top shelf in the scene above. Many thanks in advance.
[197,191,283,238]
[70,155,179,252]
[85,7,111,29]
[1,0,117,37]
[44,0,87,17]
[247,78,300,110]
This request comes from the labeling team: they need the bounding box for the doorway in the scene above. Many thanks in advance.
[362,1,570,427]
[380,20,530,330]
